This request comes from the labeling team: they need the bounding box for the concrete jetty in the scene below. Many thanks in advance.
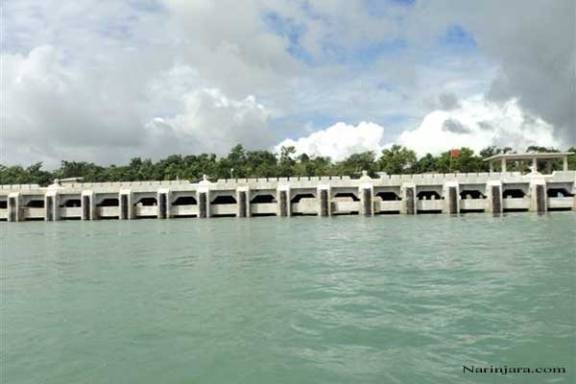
[1,170,575,222]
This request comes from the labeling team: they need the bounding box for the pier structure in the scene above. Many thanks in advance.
[484,152,573,173]
[1,170,575,222]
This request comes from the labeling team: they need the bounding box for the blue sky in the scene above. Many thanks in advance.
[1,0,573,165]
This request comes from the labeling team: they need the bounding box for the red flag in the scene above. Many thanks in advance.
[450,149,460,158]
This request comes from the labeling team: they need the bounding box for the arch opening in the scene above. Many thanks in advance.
[135,197,158,206]
[251,194,276,204]
[503,189,526,198]
[61,199,81,207]
[417,191,441,200]
[376,192,400,201]
[291,193,315,203]
[547,188,574,197]
[172,196,197,205]
[334,192,360,201]
[26,200,45,208]
[212,195,237,205]
[460,190,486,199]
[97,198,119,207]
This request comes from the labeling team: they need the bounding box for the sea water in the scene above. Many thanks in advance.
[1,213,575,383]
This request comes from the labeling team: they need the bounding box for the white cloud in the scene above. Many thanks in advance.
[273,96,559,160]
[0,46,275,166]
[274,122,385,161]
[1,0,573,168]
[146,88,273,155]
[397,96,560,156]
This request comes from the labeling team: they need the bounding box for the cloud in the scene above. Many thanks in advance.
[397,96,560,156]
[473,1,575,144]
[437,93,460,110]
[274,122,385,161]
[146,88,273,155]
[442,119,471,134]
[1,0,573,168]
[407,0,575,143]
[1,45,149,165]
[0,45,275,166]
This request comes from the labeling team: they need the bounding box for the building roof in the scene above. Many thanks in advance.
[483,152,574,162]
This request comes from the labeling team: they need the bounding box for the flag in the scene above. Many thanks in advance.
[450,149,460,158]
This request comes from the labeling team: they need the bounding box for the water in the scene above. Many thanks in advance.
[1,213,575,384]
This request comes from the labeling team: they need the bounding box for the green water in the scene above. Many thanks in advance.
[1,213,575,384]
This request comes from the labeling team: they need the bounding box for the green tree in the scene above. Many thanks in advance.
[567,147,576,170]
[378,145,416,174]
[412,153,437,173]
[450,148,485,172]
[335,151,377,176]
[278,146,296,176]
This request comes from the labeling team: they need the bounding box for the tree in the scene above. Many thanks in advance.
[450,147,485,172]
[4,144,567,184]
[379,145,416,174]
[567,147,576,170]
[278,146,296,176]
[412,153,437,173]
[26,162,52,185]
[336,151,377,176]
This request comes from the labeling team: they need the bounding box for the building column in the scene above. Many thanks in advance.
[81,191,97,220]
[119,190,133,220]
[532,157,537,172]
[7,192,22,222]
[45,192,60,221]
[487,181,502,215]
[317,186,331,217]
[157,189,170,219]
[489,161,494,173]
[501,158,507,172]
[198,189,209,218]
[277,186,289,217]
[360,185,374,216]
[443,182,459,214]
[563,156,569,171]
[401,183,416,215]
[529,180,547,213]
[236,187,249,218]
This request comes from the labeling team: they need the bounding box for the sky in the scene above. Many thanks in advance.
[1,0,574,167]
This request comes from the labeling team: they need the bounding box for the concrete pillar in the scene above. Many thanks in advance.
[487,181,502,214]
[119,190,133,220]
[443,182,459,214]
[318,186,330,217]
[81,191,97,220]
[45,192,60,221]
[277,187,289,217]
[529,180,547,213]
[7,192,22,222]
[198,189,209,218]
[532,157,537,172]
[563,156,568,171]
[401,183,416,215]
[501,158,507,172]
[360,185,373,216]
[489,162,494,173]
[157,189,170,219]
[236,187,249,218]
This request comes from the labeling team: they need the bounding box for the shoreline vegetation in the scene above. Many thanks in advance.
[2,145,575,186]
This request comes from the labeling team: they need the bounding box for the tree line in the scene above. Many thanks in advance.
[1,145,574,186]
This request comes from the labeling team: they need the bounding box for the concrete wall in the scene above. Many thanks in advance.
[1,171,574,221]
